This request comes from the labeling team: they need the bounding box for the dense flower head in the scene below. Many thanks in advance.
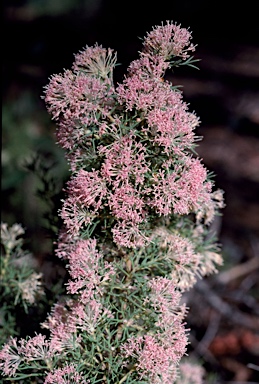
[60,169,107,236]
[116,57,200,159]
[42,301,80,353]
[122,325,188,384]
[108,184,145,224]
[99,132,149,186]
[146,104,199,155]
[121,273,189,383]
[0,338,23,377]
[112,221,148,248]
[44,364,88,384]
[44,69,115,168]
[146,156,211,218]
[72,44,117,81]
[65,238,115,301]
[143,20,195,59]
[148,277,183,316]
[0,335,53,377]
[18,334,52,361]
[117,73,182,113]
[42,238,115,355]
[42,297,113,353]
[45,70,114,121]
[127,54,170,80]
[67,169,107,211]
[151,226,223,290]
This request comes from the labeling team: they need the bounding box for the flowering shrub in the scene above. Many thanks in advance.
[0,21,224,383]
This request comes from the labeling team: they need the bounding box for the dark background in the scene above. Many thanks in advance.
[2,1,259,382]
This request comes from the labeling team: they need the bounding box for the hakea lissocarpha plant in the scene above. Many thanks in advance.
[0,21,225,383]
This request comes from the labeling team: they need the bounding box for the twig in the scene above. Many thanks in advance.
[247,363,259,372]
[189,334,220,366]
[216,256,259,285]
[196,312,221,352]
[195,279,259,331]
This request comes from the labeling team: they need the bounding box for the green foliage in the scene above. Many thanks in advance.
[0,224,41,344]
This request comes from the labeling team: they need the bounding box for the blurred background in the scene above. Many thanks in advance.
[2,1,259,382]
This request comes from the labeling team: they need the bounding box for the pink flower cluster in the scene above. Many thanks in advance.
[72,44,117,81]
[65,238,115,302]
[122,277,188,383]
[43,21,221,249]
[0,335,88,383]
[61,169,107,236]
[143,21,195,59]
[42,238,114,346]
[44,46,116,165]
[0,335,53,377]
[148,157,212,216]
[152,228,203,290]
[45,364,88,384]
[0,21,225,383]
[116,53,199,157]
[60,152,213,248]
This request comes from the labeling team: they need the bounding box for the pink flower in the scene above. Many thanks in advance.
[42,298,112,352]
[146,104,199,154]
[61,170,107,236]
[54,227,75,260]
[70,299,113,335]
[60,197,87,237]
[152,228,203,290]
[122,329,187,384]
[148,277,183,319]
[44,68,115,165]
[127,54,170,80]
[0,335,54,377]
[108,184,145,225]
[143,21,195,60]
[122,275,188,383]
[71,300,102,334]
[117,74,160,112]
[44,364,88,384]
[44,71,113,122]
[100,133,149,187]
[112,221,147,248]
[42,301,81,353]
[175,157,211,212]
[147,168,179,216]
[18,334,52,361]
[65,238,114,301]
[55,119,76,151]
[72,44,117,82]
[147,156,211,216]
[117,72,183,114]
[0,338,22,377]
[67,169,107,210]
